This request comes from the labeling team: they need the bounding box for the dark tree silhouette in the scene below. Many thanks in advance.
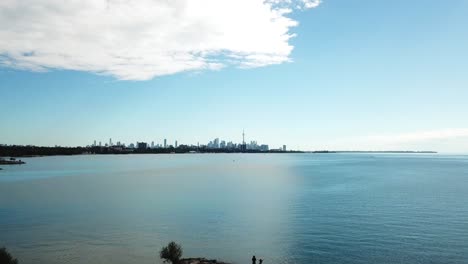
[160,242,183,264]
[0,247,18,264]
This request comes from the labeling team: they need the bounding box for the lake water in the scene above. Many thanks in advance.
[1,154,468,264]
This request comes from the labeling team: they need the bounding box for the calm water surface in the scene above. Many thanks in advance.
[1,154,467,264]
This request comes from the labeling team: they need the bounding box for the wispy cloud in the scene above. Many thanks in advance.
[302,0,322,9]
[0,0,320,80]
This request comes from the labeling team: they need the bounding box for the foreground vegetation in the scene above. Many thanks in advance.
[0,248,18,264]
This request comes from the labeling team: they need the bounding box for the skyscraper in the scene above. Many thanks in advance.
[109,138,112,146]
[260,144,269,151]
[137,142,147,150]
[283,145,287,151]
[175,140,178,148]
[164,139,167,148]
[241,130,247,152]
[151,141,154,148]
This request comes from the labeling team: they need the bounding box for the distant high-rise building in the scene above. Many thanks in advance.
[99,141,102,147]
[214,138,220,148]
[129,143,135,148]
[151,141,154,148]
[137,142,148,150]
[283,145,287,151]
[109,138,112,146]
[220,140,226,149]
[260,144,269,151]
[175,140,178,148]
[241,130,247,152]
[248,140,258,150]
[164,139,167,148]
[93,140,96,146]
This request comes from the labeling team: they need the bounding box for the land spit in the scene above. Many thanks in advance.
[180,258,231,264]
[0,157,26,165]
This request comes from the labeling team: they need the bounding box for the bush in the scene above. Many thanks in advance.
[0,247,18,264]
[159,242,183,264]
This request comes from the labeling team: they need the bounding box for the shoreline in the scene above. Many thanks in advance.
[0,146,302,158]
[0,151,440,161]
[1,145,437,158]
[0,158,26,165]
[181,258,230,264]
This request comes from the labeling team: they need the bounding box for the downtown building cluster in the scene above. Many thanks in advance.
[205,138,270,151]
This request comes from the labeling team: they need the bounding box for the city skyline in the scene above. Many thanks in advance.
[85,131,281,151]
[1,1,468,153]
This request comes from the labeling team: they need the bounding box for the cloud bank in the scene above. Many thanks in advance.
[319,128,468,152]
[0,0,320,80]
[366,128,468,144]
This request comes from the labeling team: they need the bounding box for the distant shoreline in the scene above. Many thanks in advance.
[308,150,437,154]
[0,145,436,158]
[0,145,302,157]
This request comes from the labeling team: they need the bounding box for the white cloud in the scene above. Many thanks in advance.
[302,0,322,9]
[0,0,320,80]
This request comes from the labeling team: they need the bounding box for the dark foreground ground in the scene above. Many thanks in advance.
[181,258,230,264]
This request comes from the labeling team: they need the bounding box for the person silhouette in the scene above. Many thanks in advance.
[252,255,257,264]
[259,259,263,264]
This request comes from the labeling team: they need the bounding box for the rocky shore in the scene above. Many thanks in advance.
[180,258,231,264]
[0,158,25,165]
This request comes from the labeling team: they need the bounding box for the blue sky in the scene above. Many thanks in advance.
[1,0,468,152]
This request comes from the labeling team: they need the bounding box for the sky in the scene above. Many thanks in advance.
[1,0,467,152]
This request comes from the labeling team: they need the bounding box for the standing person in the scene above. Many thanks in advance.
[252,255,257,264]
[259,259,263,264]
